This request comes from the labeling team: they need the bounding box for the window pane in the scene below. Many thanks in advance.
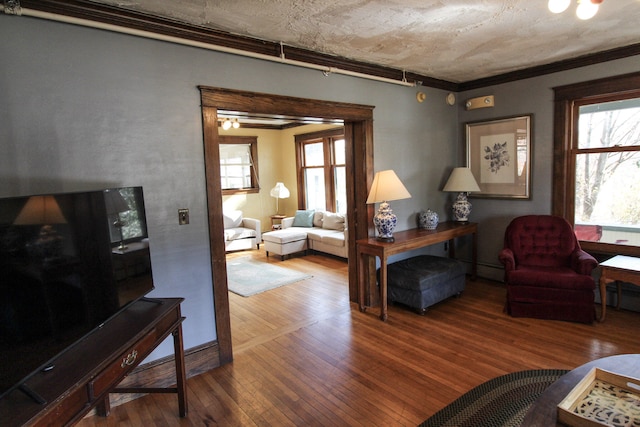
[305,168,326,211]
[220,144,252,190]
[334,166,347,214]
[574,150,640,245]
[334,139,345,165]
[304,142,324,167]
[578,98,640,149]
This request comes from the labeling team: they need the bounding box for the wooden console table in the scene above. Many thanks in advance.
[598,255,640,322]
[0,297,187,426]
[357,221,477,321]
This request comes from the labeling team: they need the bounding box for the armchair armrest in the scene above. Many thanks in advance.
[241,217,261,240]
[570,249,598,275]
[498,248,515,272]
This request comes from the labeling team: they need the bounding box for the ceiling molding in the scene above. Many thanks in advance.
[12,0,640,92]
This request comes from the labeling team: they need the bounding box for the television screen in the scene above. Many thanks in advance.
[0,187,154,399]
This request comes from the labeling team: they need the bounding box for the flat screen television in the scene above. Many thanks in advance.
[0,187,154,400]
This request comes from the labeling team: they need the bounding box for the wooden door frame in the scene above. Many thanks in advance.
[199,87,374,364]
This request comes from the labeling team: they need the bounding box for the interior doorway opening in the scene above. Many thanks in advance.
[199,87,375,364]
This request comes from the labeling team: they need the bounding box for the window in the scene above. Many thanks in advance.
[553,72,640,256]
[219,136,259,195]
[107,187,148,245]
[295,128,346,213]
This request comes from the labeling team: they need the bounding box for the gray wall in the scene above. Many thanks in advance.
[0,15,455,361]
[458,56,640,280]
[2,14,638,360]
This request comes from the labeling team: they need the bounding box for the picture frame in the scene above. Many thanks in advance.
[466,114,532,199]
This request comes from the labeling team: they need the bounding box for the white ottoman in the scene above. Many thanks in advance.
[262,229,308,260]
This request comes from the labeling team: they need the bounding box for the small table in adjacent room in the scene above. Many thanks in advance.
[270,214,286,230]
[598,255,640,322]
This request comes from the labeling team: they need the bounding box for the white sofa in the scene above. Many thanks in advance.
[223,210,261,252]
[262,210,347,259]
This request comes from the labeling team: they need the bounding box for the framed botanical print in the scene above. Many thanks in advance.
[466,115,532,199]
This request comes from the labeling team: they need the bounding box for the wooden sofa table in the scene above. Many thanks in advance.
[357,221,477,321]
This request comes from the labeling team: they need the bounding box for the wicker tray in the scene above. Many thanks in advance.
[557,368,640,427]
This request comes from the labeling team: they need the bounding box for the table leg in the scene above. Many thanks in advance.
[599,274,609,322]
[616,281,622,310]
[358,251,366,312]
[379,261,388,321]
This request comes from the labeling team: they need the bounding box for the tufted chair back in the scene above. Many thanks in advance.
[503,215,579,269]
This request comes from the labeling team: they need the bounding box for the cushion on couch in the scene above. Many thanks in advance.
[322,212,345,231]
[223,210,243,228]
[292,209,315,227]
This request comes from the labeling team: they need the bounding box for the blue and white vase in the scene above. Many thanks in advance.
[373,201,397,241]
[418,209,439,230]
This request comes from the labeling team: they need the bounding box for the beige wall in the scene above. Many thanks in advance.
[220,124,340,231]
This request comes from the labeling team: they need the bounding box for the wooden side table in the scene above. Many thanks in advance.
[270,214,286,230]
[599,255,640,322]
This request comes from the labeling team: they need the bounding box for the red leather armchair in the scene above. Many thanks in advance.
[499,215,598,323]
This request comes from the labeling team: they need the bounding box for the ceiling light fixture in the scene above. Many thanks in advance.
[548,0,604,20]
[221,118,240,130]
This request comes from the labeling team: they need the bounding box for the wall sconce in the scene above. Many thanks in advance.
[465,95,494,110]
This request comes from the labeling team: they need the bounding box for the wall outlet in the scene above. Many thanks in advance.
[178,208,189,225]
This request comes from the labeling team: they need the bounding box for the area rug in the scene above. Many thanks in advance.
[226,257,312,297]
[419,369,569,427]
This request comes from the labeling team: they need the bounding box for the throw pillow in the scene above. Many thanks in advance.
[292,209,315,227]
[322,212,345,231]
[223,210,243,229]
[313,211,324,228]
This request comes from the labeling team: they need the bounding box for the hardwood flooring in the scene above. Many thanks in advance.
[78,249,640,426]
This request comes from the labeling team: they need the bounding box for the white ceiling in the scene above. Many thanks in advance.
[89,0,640,83]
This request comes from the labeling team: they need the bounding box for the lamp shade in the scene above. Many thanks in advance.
[14,195,67,225]
[442,167,480,193]
[270,182,290,199]
[366,170,411,204]
[104,189,130,215]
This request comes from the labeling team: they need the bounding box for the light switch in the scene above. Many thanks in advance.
[178,208,189,225]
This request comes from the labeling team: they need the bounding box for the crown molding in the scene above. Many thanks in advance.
[11,0,640,92]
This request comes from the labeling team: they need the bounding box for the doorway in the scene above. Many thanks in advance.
[199,86,374,364]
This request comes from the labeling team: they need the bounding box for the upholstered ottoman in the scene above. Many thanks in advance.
[386,255,466,314]
[262,229,308,260]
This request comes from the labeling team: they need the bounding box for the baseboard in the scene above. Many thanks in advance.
[88,340,221,413]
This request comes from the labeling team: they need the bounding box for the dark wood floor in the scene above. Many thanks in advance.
[78,249,640,426]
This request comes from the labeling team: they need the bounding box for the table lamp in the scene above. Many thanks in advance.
[270,182,290,215]
[442,167,480,222]
[366,170,411,241]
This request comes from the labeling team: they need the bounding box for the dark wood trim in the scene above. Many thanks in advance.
[460,44,640,91]
[199,87,374,365]
[552,71,640,254]
[18,0,640,91]
[201,106,234,366]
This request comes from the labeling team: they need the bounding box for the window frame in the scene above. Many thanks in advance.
[219,136,259,196]
[295,128,345,212]
[553,71,640,256]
